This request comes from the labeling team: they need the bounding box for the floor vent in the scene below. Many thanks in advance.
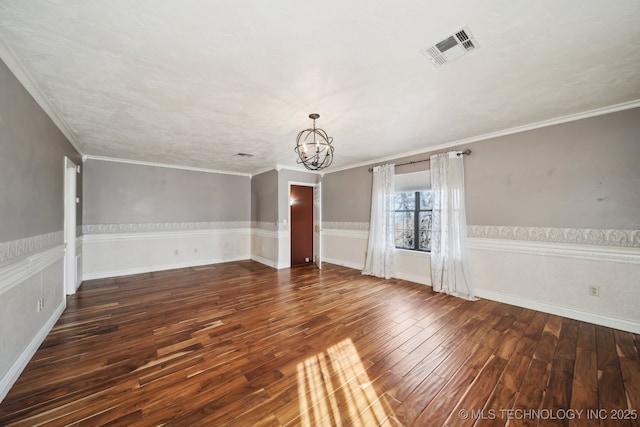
[422,26,479,67]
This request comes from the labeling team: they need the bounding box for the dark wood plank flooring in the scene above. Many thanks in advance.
[1,261,638,426]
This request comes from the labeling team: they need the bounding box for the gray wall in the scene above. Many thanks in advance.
[323,107,640,230]
[0,57,82,401]
[83,159,250,224]
[277,168,318,222]
[322,151,434,223]
[250,168,318,225]
[251,170,278,223]
[322,166,372,223]
[463,108,640,229]
[0,58,82,242]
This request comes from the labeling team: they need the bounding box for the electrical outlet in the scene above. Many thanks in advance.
[589,285,600,297]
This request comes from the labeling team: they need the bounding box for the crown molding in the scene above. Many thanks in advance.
[275,163,324,176]
[83,155,251,177]
[0,35,85,157]
[250,164,323,179]
[326,99,640,174]
[2,29,637,179]
[250,166,279,177]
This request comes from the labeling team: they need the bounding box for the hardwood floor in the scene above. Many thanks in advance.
[1,261,638,426]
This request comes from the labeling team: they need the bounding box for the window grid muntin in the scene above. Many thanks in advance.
[394,191,432,252]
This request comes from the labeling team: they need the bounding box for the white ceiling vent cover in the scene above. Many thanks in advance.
[422,26,480,67]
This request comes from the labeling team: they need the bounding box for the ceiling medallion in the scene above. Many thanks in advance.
[294,113,334,171]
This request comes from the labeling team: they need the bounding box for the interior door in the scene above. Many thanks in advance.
[313,183,322,269]
[290,185,313,266]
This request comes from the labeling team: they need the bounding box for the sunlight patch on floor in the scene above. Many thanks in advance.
[296,338,395,426]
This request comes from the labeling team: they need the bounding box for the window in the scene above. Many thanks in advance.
[394,190,433,251]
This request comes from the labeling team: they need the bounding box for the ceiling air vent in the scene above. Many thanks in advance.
[421,26,479,67]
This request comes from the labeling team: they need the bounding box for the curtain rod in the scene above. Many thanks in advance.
[368,149,471,172]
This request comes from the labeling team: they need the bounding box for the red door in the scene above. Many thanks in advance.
[290,185,313,266]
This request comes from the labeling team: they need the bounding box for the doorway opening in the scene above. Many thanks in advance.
[289,182,321,269]
[290,185,313,266]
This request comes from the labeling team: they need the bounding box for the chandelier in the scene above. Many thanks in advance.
[294,113,334,171]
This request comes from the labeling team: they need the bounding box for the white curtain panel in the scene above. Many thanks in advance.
[430,152,477,300]
[363,163,396,279]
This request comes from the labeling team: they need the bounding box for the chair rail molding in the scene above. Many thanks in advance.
[467,225,640,248]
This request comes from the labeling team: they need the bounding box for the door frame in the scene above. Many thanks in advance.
[313,182,322,269]
[64,157,77,295]
[287,181,321,269]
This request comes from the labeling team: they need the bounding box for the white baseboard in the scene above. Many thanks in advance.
[324,234,640,333]
[250,255,289,270]
[476,288,640,334]
[323,257,430,285]
[250,254,277,269]
[322,256,364,271]
[82,255,249,281]
[469,236,640,333]
[396,271,430,286]
[0,299,65,402]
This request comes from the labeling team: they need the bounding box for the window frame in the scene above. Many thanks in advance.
[394,190,432,252]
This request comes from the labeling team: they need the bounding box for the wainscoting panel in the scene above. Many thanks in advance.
[322,228,368,270]
[277,233,290,270]
[322,225,431,284]
[251,228,284,269]
[0,244,65,402]
[395,249,431,285]
[75,237,83,290]
[322,223,640,333]
[468,237,640,333]
[83,227,251,280]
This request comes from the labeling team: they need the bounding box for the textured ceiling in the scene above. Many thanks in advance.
[1,0,639,175]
